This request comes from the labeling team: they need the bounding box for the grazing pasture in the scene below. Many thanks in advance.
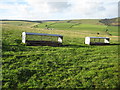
[2,19,119,88]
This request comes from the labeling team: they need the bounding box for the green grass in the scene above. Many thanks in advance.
[2,21,36,27]
[2,20,119,88]
[107,26,118,36]
[66,19,104,25]
[35,21,118,36]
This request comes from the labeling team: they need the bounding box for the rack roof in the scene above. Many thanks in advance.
[23,32,63,37]
[86,37,109,39]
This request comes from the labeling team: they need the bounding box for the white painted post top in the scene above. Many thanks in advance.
[22,32,26,43]
[85,37,109,39]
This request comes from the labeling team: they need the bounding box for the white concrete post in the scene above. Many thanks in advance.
[58,36,63,43]
[85,37,90,45]
[104,38,110,44]
[22,32,26,43]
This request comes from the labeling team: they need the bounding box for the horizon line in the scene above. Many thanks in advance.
[0,17,119,21]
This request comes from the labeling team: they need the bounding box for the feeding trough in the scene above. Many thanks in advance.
[85,37,110,45]
[22,32,63,46]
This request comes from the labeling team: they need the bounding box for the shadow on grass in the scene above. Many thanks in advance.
[15,39,87,48]
[26,42,88,48]
[107,44,120,45]
[90,43,120,46]
[3,39,119,52]
[61,44,88,48]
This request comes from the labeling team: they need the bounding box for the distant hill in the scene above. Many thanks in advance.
[1,17,119,26]
[65,19,103,25]
[99,17,120,26]
[0,19,62,23]
[65,17,119,26]
[0,19,43,23]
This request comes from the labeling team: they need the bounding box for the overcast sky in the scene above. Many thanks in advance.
[0,0,119,20]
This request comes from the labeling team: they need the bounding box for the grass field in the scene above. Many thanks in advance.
[2,19,120,88]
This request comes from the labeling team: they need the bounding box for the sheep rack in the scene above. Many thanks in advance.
[85,37,110,45]
[22,32,63,46]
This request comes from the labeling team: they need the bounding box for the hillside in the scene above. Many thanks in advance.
[99,17,120,26]
[32,18,118,36]
[1,18,119,88]
[1,17,119,25]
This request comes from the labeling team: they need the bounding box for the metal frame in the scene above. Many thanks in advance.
[85,37,110,45]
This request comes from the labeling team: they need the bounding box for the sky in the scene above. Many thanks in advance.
[0,0,119,20]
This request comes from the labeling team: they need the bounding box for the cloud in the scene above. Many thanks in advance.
[47,2,71,12]
[119,2,120,17]
[0,0,119,20]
